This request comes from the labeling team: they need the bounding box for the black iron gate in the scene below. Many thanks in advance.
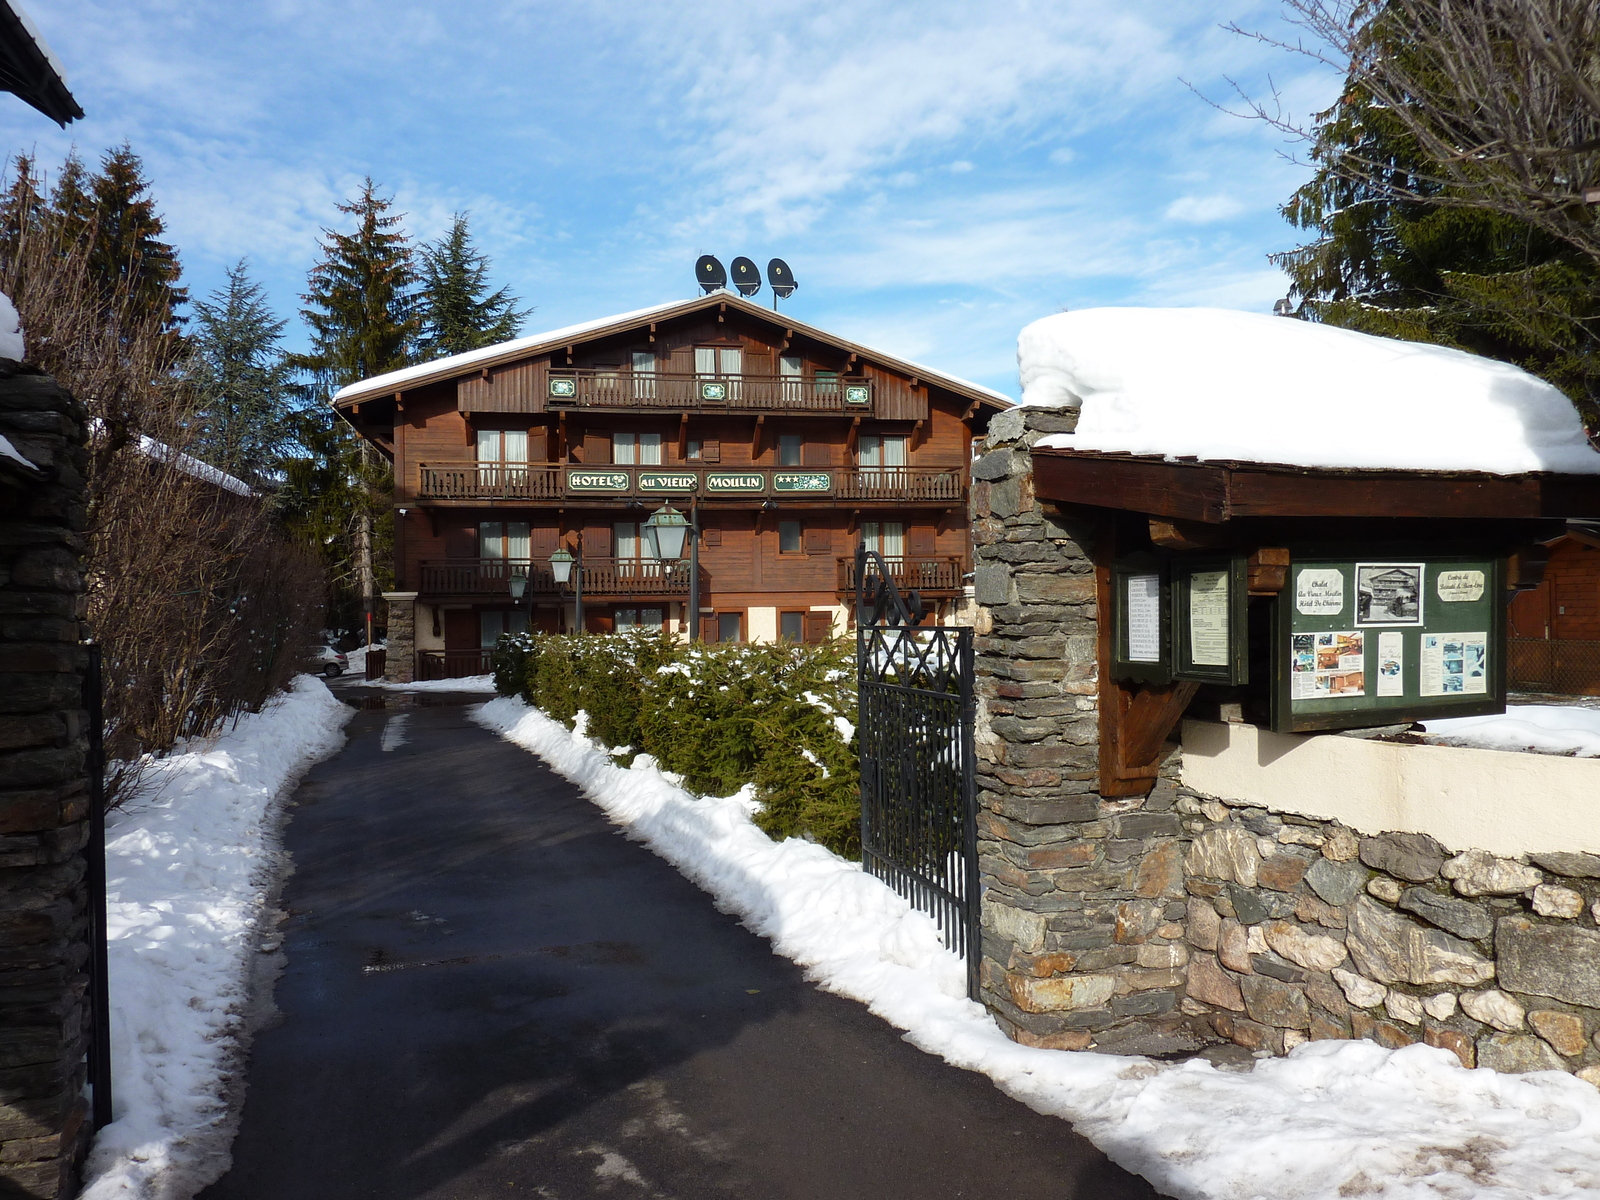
[855,546,979,999]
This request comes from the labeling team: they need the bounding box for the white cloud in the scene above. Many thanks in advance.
[949,160,974,174]
[1048,147,1077,164]
[1164,194,1249,223]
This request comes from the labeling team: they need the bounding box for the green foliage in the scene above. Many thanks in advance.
[188,260,295,484]
[417,212,530,359]
[493,633,862,857]
[1275,12,1600,428]
[86,144,187,337]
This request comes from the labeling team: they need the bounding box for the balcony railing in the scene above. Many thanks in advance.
[418,558,697,598]
[415,462,964,503]
[547,369,872,412]
[418,649,496,681]
[836,555,968,595]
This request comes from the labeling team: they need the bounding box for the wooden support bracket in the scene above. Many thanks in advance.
[677,412,690,461]
[1248,547,1291,595]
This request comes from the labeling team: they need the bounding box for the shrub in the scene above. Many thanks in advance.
[492,632,860,857]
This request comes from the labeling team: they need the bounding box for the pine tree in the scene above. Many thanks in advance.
[295,177,419,386]
[85,144,187,333]
[189,260,293,483]
[416,212,529,359]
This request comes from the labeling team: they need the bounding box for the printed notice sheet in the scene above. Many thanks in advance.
[1291,630,1365,700]
[1420,632,1488,696]
[1436,569,1486,603]
[1126,574,1161,663]
[1188,569,1230,667]
[1295,568,1344,616]
[1376,632,1404,697]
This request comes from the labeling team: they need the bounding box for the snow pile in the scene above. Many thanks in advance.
[475,695,1600,1200]
[1020,308,1600,476]
[366,672,497,693]
[0,289,25,361]
[82,676,351,1200]
[1418,703,1600,757]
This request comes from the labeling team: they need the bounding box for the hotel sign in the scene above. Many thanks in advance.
[639,472,699,493]
[566,470,630,492]
[705,472,765,493]
[773,472,831,493]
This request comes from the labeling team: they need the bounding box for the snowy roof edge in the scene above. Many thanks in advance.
[331,292,1013,409]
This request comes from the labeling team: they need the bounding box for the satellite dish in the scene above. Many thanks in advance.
[730,256,761,297]
[696,255,726,294]
[767,258,797,298]
[1272,296,1295,317]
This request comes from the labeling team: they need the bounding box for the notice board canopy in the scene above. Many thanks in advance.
[1027,445,1600,795]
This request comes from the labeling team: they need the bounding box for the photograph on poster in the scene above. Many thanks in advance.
[1377,631,1404,697]
[1420,632,1488,696]
[1291,630,1366,700]
[1356,563,1424,626]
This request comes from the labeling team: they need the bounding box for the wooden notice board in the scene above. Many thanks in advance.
[1272,552,1506,732]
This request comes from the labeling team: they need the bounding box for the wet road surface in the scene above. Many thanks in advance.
[201,690,1164,1200]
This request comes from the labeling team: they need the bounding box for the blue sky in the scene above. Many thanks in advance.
[6,1,1342,397]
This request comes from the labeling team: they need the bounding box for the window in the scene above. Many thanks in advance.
[779,520,802,554]
[780,611,805,642]
[480,608,529,649]
[615,607,664,631]
[858,434,907,469]
[613,432,662,465]
[476,429,529,463]
[696,347,743,398]
[718,612,743,643]
[478,521,531,560]
[686,440,702,460]
[861,520,904,560]
[814,368,839,399]
[778,434,803,466]
[632,350,656,400]
[780,354,804,401]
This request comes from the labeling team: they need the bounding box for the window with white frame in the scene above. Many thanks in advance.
[613,432,662,465]
[861,520,904,560]
[780,354,803,401]
[614,606,664,631]
[632,350,656,400]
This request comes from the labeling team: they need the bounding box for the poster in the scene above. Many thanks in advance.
[1126,574,1161,663]
[1356,562,1424,626]
[1436,569,1485,603]
[1420,632,1488,696]
[1188,569,1230,667]
[1291,630,1366,700]
[1295,568,1344,616]
[1377,631,1404,697]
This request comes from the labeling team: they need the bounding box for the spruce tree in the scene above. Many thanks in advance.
[85,144,187,334]
[416,212,529,359]
[189,260,293,483]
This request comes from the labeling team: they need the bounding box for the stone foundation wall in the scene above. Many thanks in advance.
[0,362,92,1196]
[382,591,416,683]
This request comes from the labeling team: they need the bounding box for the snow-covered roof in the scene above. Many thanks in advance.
[332,292,1012,410]
[136,436,254,497]
[1021,307,1600,477]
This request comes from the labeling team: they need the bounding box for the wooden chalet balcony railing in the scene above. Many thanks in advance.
[547,369,873,412]
[836,556,968,595]
[418,558,697,598]
[415,462,964,503]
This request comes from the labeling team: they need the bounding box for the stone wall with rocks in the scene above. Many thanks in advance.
[972,407,1200,1057]
[382,591,416,683]
[970,405,1600,1081]
[0,361,93,1196]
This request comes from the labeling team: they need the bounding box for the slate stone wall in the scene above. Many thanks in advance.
[382,592,416,683]
[0,362,93,1196]
[973,406,1600,1080]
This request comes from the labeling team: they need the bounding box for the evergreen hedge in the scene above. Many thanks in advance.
[493,631,861,857]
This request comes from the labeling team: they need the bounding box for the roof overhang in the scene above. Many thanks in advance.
[0,1,80,125]
[1032,447,1600,524]
[330,292,1012,415]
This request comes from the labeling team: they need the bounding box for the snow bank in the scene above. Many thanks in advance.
[364,673,497,693]
[1021,308,1600,476]
[1419,703,1600,757]
[0,289,25,361]
[82,676,351,1200]
[475,695,1600,1200]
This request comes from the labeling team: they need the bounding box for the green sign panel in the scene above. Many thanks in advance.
[705,472,764,493]
[548,377,577,397]
[1272,553,1505,733]
[639,472,699,493]
[566,470,629,493]
[844,384,871,405]
[773,472,831,493]
[699,380,729,402]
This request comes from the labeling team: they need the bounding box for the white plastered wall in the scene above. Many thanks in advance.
[746,606,777,643]
[1181,719,1600,858]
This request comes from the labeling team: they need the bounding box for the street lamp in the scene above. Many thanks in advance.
[642,504,689,561]
[549,547,583,633]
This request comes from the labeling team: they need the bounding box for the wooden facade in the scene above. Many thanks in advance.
[1508,529,1600,695]
[334,293,1008,676]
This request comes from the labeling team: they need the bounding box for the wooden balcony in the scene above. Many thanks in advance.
[547,369,873,413]
[414,462,964,504]
[836,556,968,597]
[417,558,697,599]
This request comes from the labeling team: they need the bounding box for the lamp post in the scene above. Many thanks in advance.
[642,503,693,639]
[550,547,582,633]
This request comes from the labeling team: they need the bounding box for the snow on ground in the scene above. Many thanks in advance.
[1418,703,1600,757]
[363,673,498,693]
[82,677,352,1200]
[475,695,1600,1200]
[1019,308,1600,476]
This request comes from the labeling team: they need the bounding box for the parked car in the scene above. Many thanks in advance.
[313,646,349,678]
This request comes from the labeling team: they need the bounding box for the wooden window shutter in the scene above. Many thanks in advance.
[700,616,720,642]
[804,612,833,644]
[588,525,613,557]
[700,438,720,463]
[583,430,611,463]
[908,525,937,557]
[804,526,832,554]
[803,440,830,467]
[701,525,722,547]
[530,524,559,556]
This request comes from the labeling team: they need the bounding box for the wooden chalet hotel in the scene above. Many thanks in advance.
[333,291,1010,680]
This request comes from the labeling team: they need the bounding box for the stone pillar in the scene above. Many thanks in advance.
[0,362,92,1197]
[972,407,1199,1057]
[382,591,417,683]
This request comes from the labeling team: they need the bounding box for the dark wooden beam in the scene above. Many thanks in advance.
[1247,547,1291,595]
